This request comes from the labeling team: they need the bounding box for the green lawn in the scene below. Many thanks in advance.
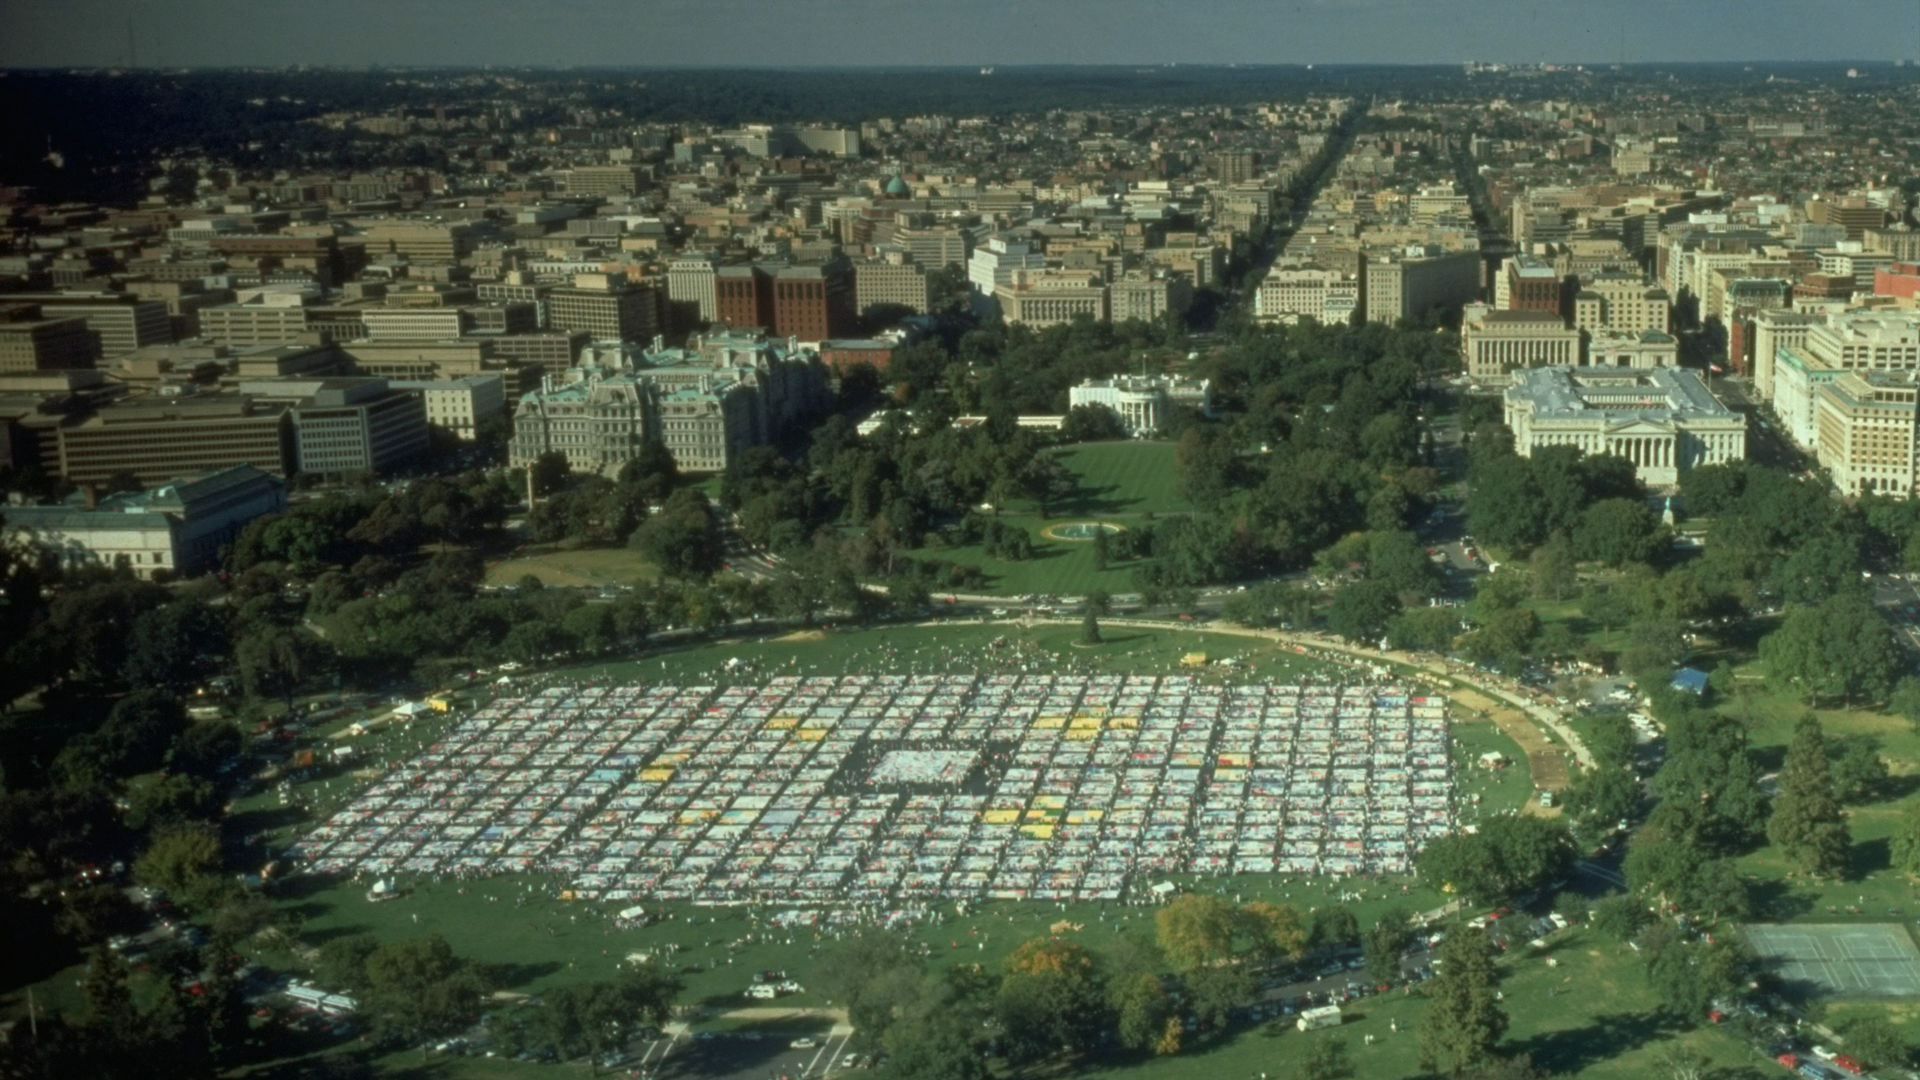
[917,519,1157,597]
[1044,441,1185,518]
[482,542,659,589]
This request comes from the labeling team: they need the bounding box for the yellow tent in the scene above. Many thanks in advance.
[1033,795,1067,809]
[765,717,800,730]
[1109,716,1139,729]
[981,809,1021,824]
[1064,727,1099,741]
[1032,715,1067,729]
[793,729,827,741]
[1020,824,1056,839]
[1181,652,1208,667]
[1069,716,1102,730]
[637,768,675,783]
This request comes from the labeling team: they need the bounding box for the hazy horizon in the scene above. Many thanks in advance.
[3,0,1918,70]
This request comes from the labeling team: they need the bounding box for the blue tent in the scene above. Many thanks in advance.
[1670,667,1709,695]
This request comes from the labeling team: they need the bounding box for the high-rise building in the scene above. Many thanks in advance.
[715,266,774,331]
[667,256,720,323]
[1206,150,1257,183]
[1570,274,1672,337]
[771,264,855,342]
[1806,198,1889,241]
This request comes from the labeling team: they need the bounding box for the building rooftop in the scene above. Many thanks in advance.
[1506,366,1736,421]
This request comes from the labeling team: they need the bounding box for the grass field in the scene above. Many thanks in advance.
[908,440,1184,596]
[1043,441,1185,518]
[483,542,659,589]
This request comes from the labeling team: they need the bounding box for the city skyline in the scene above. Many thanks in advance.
[3,0,1919,69]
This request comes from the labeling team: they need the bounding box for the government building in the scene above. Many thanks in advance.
[1503,367,1746,487]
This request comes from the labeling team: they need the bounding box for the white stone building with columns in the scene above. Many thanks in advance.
[1503,366,1746,487]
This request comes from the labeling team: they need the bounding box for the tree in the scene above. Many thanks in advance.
[1295,1034,1356,1080]
[1840,1014,1912,1071]
[1154,893,1239,970]
[529,451,571,498]
[1363,908,1414,985]
[1767,714,1852,878]
[1325,579,1400,644]
[1831,738,1888,804]
[1561,765,1639,843]
[235,626,327,707]
[122,601,228,692]
[133,822,223,899]
[1640,923,1747,1022]
[1418,930,1508,1078]
[360,934,490,1053]
[1113,971,1175,1054]
[1892,799,1920,879]
[630,488,723,580]
[1573,498,1665,567]
[1309,905,1361,951]
[996,938,1106,1061]
[1080,606,1102,645]
[1182,964,1253,1032]
[1589,895,1649,944]
[1762,593,1904,706]
[1528,532,1578,601]
[814,930,923,1051]
[1240,900,1309,961]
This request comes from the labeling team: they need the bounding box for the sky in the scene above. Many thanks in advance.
[2,0,1918,69]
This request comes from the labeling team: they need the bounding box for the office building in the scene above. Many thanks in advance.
[239,376,429,477]
[1587,328,1680,370]
[1570,274,1672,336]
[0,304,100,373]
[715,265,774,331]
[1256,268,1360,325]
[1460,304,1583,384]
[1503,367,1745,486]
[361,308,469,342]
[547,273,660,344]
[995,270,1108,329]
[566,165,646,197]
[3,464,285,579]
[667,256,720,322]
[55,393,296,486]
[771,264,855,342]
[1814,370,1920,497]
[1110,273,1193,325]
[1363,250,1481,324]
[1752,309,1819,402]
[854,254,932,315]
[390,374,507,441]
[968,238,1048,322]
[1500,257,1565,313]
[200,295,313,347]
[7,294,173,358]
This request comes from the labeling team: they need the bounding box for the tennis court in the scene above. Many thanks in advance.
[1741,923,1920,999]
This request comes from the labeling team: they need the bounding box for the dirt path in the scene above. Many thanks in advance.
[1452,687,1570,813]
